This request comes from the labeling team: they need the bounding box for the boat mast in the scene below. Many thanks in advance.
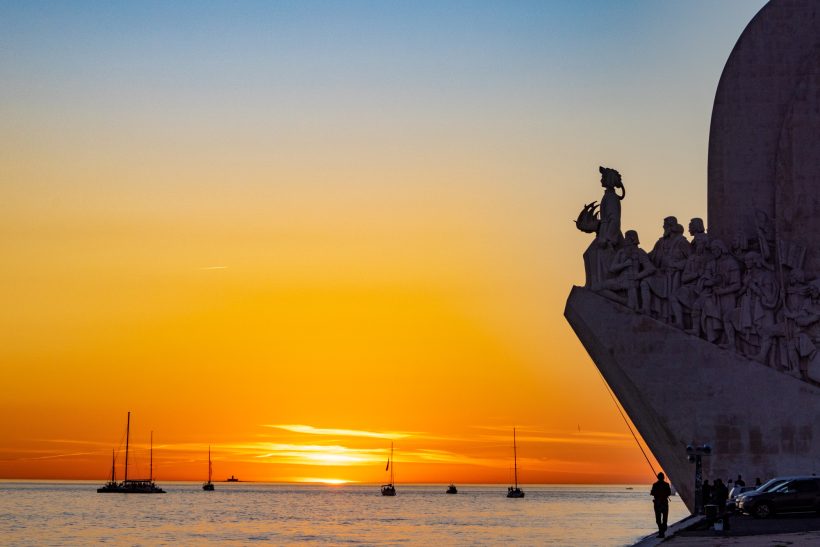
[150,430,153,482]
[111,449,116,483]
[513,427,518,489]
[390,442,394,485]
[124,411,131,483]
[208,445,212,484]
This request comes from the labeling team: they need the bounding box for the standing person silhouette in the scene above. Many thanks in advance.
[650,472,672,538]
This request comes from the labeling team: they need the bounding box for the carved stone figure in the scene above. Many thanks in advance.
[579,166,625,290]
[641,217,690,326]
[678,230,711,334]
[799,280,820,382]
[701,239,741,344]
[667,223,691,328]
[600,230,655,310]
[729,251,779,356]
[759,268,818,372]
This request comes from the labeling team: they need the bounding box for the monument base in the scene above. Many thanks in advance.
[565,286,820,512]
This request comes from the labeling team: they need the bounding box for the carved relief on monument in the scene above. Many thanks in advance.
[574,168,820,386]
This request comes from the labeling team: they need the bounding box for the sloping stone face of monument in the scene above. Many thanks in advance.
[566,0,820,513]
[566,287,820,512]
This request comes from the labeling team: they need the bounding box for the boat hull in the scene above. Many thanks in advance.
[97,485,165,494]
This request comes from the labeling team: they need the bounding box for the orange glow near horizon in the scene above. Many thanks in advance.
[0,1,764,487]
[0,416,660,484]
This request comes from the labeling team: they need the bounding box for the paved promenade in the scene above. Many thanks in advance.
[635,514,820,546]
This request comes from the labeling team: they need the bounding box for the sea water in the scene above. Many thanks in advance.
[0,482,688,546]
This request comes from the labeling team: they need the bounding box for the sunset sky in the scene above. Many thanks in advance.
[1,1,766,484]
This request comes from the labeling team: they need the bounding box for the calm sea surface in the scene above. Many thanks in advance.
[0,482,688,546]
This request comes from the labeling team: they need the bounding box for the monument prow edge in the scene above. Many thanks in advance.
[565,285,820,513]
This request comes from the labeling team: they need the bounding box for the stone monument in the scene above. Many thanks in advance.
[565,0,820,512]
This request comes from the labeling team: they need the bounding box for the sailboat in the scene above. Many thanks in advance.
[203,445,215,491]
[506,427,524,498]
[98,412,165,493]
[446,483,458,494]
[380,442,396,496]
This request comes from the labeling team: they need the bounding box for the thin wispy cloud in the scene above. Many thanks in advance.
[467,425,632,447]
[148,440,496,468]
[402,448,497,467]
[247,443,384,466]
[11,425,635,476]
[265,424,411,439]
[33,438,116,447]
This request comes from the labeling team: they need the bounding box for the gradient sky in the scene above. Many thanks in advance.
[0,1,766,484]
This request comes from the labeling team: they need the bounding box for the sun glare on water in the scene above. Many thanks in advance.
[294,477,351,485]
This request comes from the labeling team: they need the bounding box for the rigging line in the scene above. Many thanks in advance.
[594,366,658,478]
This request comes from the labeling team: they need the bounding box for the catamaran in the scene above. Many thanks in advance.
[98,412,165,494]
[380,442,396,496]
[203,445,215,491]
[506,427,524,498]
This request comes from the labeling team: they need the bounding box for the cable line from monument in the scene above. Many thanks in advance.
[594,367,658,478]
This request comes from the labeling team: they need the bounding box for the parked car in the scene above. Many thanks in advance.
[737,477,820,518]
[726,485,758,512]
[735,475,814,509]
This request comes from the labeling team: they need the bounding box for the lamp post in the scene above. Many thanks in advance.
[687,443,712,515]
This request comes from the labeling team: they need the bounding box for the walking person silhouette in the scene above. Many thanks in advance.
[650,472,672,538]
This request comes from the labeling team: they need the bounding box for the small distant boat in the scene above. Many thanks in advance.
[203,446,214,491]
[506,427,524,498]
[98,412,165,494]
[446,484,458,494]
[381,442,396,496]
[226,475,239,482]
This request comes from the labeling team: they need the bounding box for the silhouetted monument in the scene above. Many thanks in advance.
[565,0,820,512]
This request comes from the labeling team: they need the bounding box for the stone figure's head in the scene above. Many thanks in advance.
[624,230,639,247]
[744,251,763,269]
[710,239,728,258]
[689,218,705,236]
[672,223,684,237]
[663,216,678,236]
[599,166,625,199]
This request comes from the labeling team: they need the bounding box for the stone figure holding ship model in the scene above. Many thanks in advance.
[577,166,624,291]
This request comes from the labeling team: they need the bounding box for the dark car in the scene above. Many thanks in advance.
[737,478,820,518]
[726,485,758,512]
[733,476,806,512]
